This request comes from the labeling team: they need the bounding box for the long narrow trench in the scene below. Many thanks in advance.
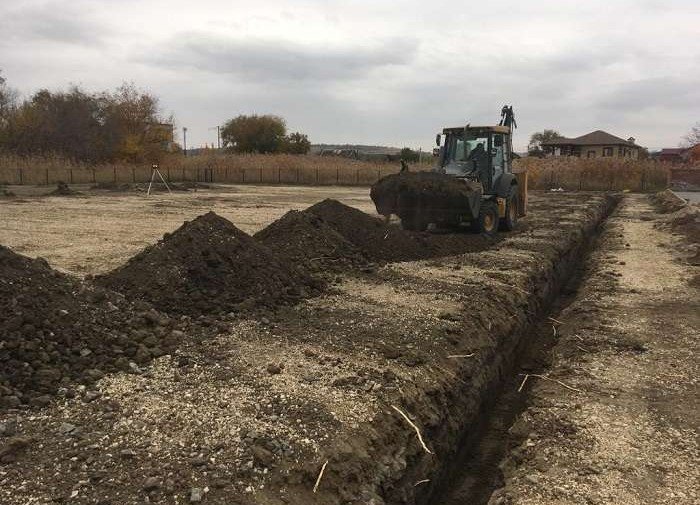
[430,206,612,505]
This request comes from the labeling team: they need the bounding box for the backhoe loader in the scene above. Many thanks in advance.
[370,105,527,235]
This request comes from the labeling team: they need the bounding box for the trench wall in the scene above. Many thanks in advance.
[300,194,620,504]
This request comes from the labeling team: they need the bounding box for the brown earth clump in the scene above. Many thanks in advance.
[306,199,429,261]
[649,189,687,213]
[0,245,181,406]
[650,191,700,265]
[48,181,81,196]
[97,211,321,316]
[253,209,369,272]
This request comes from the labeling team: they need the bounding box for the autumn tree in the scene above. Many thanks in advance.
[99,83,167,162]
[221,114,287,153]
[528,129,563,154]
[0,80,168,163]
[281,132,311,154]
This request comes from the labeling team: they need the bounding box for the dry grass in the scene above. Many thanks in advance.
[0,153,670,192]
[516,157,668,192]
[0,153,401,186]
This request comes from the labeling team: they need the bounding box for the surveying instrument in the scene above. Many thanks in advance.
[146,164,172,196]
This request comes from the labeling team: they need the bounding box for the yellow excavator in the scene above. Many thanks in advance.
[371,106,527,235]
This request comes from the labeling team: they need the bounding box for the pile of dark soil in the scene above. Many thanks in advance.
[253,210,369,272]
[306,199,428,261]
[48,181,81,196]
[0,245,181,406]
[98,211,321,316]
[651,191,700,265]
[370,171,482,225]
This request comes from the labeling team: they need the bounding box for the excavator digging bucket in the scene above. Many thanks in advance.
[370,171,483,228]
[513,167,528,216]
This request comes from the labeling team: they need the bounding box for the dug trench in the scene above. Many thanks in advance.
[0,192,619,505]
[431,201,615,505]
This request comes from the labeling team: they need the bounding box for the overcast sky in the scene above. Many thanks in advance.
[1,0,698,151]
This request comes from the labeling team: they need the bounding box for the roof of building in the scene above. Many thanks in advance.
[657,148,685,155]
[542,130,638,147]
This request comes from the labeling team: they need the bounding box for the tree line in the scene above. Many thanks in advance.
[0,72,170,163]
[0,72,313,163]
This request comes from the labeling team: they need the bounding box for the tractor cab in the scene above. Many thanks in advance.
[435,125,513,194]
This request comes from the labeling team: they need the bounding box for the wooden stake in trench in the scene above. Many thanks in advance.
[147,164,172,196]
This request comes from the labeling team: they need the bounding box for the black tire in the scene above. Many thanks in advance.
[471,200,499,236]
[500,194,519,231]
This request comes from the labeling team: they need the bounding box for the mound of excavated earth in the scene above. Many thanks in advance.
[98,211,321,316]
[253,210,369,272]
[306,199,428,261]
[0,245,180,406]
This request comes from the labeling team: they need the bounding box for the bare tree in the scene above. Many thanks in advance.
[528,129,563,153]
[0,70,19,126]
[682,122,700,147]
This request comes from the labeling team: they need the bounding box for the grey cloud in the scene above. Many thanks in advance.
[0,2,109,46]
[597,77,700,112]
[143,33,419,82]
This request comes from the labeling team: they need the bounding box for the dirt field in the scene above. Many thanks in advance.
[0,184,376,276]
[1,185,697,505]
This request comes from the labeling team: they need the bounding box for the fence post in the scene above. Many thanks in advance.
[377,169,380,182]
[18,168,23,185]
[641,168,646,191]
[113,166,117,182]
[132,167,136,183]
[167,167,171,181]
[297,167,300,184]
[316,168,319,184]
[242,169,246,183]
[92,169,96,183]
[356,169,359,185]
[336,167,339,184]
[45,168,49,185]
[69,169,74,184]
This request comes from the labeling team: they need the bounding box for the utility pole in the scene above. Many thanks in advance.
[182,127,188,156]
[209,126,221,149]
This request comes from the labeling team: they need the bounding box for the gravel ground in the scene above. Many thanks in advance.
[0,187,615,504]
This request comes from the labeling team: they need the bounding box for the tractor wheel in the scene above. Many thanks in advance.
[471,201,499,236]
[500,194,519,231]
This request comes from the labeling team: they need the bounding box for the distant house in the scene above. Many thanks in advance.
[651,148,686,164]
[542,130,643,159]
[651,145,700,164]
